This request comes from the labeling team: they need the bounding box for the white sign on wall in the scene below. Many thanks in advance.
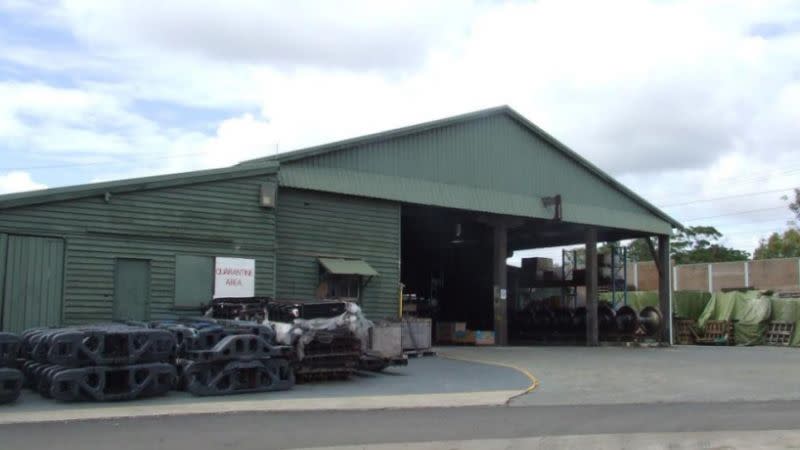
[214,257,255,298]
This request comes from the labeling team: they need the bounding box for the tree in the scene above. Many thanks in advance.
[671,226,750,264]
[787,188,800,225]
[623,226,749,263]
[625,238,654,262]
[754,228,800,259]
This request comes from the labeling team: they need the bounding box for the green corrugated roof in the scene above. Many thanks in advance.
[240,106,681,230]
[0,163,279,210]
[318,257,379,277]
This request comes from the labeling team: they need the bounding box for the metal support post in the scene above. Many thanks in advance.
[658,234,672,345]
[585,228,599,346]
[493,224,508,346]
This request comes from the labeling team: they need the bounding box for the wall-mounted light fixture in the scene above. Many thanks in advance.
[541,194,562,221]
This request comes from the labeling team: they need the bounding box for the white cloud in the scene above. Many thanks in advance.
[59,0,478,71]
[0,171,47,194]
[2,0,799,256]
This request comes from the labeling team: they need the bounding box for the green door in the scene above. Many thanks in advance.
[2,235,65,332]
[113,259,150,321]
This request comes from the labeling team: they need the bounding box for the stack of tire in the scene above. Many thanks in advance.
[21,324,176,401]
[151,318,295,396]
[0,332,23,403]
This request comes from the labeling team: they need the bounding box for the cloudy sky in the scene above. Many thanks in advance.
[1,0,798,258]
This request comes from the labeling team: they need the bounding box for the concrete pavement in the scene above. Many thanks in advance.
[3,400,800,449]
[0,356,531,424]
[295,430,800,450]
[439,345,800,406]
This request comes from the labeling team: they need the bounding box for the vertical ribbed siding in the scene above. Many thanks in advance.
[277,115,671,234]
[1,235,64,332]
[0,175,277,326]
[276,188,400,318]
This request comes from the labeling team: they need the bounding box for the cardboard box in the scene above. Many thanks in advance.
[436,321,467,343]
[520,257,554,287]
[522,257,553,272]
[474,330,495,346]
[453,329,475,345]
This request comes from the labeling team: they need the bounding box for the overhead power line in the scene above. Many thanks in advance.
[681,206,788,222]
[659,187,798,208]
[722,227,790,237]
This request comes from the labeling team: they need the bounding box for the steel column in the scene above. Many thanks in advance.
[493,224,508,346]
[585,228,599,346]
[658,234,672,345]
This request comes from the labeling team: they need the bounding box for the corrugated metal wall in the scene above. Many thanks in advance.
[0,175,277,326]
[276,188,400,318]
[1,235,64,332]
[278,114,671,235]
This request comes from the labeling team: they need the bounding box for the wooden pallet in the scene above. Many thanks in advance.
[765,321,795,346]
[695,320,735,346]
[674,319,697,345]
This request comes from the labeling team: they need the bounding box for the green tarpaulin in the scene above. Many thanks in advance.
[673,291,712,320]
[599,290,799,347]
[599,291,658,310]
[769,297,800,347]
[697,291,772,346]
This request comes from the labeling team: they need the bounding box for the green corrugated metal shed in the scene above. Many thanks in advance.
[242,105,680,234]
[0,105,680,331]
[275,188,399,317]
[0,164,280,326]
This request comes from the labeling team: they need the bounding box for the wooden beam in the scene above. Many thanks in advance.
[585,228,599,346]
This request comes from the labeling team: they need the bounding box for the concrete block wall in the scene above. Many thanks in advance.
[628,257,800,293]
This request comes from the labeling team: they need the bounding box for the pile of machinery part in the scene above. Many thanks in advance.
[513,303,663,343]
[151,318,295,396]
[21,324,176,402]
[0,332,23,403]
[205,296,271,322]
[266,299,392,381]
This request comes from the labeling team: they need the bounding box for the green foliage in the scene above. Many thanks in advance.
[624,226,749,263]
[788,188,800,224]
[754,228,800,259]
[671,226,749,264]
[626,238,654,262]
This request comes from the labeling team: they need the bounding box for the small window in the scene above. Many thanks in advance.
[326,275,361,299]
[174,255,214,308]
[317,257,379,302]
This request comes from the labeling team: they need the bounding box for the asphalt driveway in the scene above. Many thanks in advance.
[0,356,531,424]
[439,345,800,406]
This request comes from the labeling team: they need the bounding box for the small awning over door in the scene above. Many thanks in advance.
[317,257,379,277]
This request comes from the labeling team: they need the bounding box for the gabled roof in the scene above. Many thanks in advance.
[0,162,279,210]
[241,105,681,229]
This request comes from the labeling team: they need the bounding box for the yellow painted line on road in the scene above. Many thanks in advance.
[438,353,539,404]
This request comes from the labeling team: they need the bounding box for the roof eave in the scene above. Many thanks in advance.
[0,162,280,210]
